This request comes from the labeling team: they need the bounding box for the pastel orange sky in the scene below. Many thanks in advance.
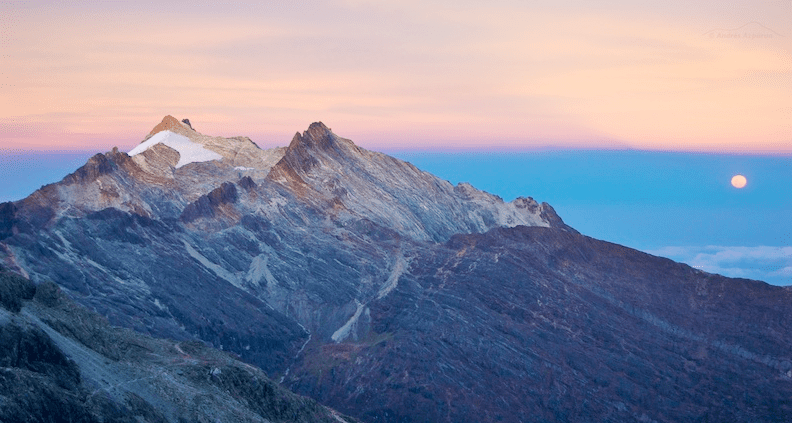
[1,0,790,152]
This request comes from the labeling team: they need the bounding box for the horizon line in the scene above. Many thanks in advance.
[3,144,792,158]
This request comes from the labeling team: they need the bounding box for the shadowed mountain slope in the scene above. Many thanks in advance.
[0,267,357,423]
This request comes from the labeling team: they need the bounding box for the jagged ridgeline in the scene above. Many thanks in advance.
[1,116,792,422]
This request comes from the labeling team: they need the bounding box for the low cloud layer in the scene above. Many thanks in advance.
[646,245,792,286]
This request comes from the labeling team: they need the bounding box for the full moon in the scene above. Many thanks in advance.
[731,174,747,189]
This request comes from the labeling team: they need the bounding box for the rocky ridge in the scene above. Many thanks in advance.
[1,117,791,422]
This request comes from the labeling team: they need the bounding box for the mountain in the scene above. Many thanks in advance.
[0,266,358,423]
[1,116,792,422]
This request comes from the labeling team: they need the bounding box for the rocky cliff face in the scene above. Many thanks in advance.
[0,268,357,423]
[1,117,791,422]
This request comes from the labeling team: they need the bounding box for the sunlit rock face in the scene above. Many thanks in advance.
[1,117,791,422]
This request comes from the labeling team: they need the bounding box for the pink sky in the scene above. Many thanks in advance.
[1,1,790,153]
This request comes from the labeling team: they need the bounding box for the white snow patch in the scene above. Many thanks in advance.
[331,300,365,343]
[281,322,312,384]
[182,240,243,289]
[331,410,352,423]
[128,131,222,168]
[377,253,407,300]
[295,322,312,356]
[53,230,73,251]
[495,202,548,228]
[153,299,167,311]
[234,166,255,171]
[246,254,278,287]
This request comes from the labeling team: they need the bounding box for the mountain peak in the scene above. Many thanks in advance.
[270,122,362,180]
[147,115,194,138]
[288,121,338,151]
[307,121,331,135]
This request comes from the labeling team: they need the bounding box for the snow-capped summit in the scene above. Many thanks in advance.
[126,116,286,183]
[128,130,222,168]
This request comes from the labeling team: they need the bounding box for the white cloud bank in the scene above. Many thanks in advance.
[646,245,792,286]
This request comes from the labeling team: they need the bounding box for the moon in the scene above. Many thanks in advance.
[731,174,747,189]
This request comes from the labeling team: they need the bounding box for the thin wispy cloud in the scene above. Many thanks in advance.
[647,245,792,285]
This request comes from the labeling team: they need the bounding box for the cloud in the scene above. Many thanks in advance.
[646,245,792,286]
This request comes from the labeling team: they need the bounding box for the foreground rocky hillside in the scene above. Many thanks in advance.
[0,267,356,423]
[1,116,791,422]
